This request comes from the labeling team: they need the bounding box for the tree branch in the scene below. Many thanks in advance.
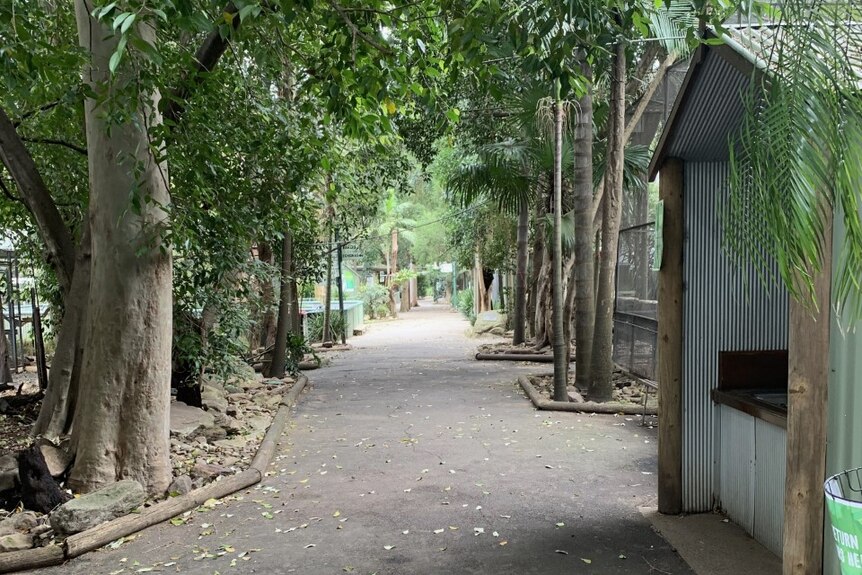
[0,173,23,204]
[13,100,63,128]
[0,106,76,294]
[162,3,242,128]
[327,0,393,56]
[21,137,88,156]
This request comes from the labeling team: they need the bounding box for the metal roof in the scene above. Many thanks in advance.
[647,41,752,179]
[650,21,862,179]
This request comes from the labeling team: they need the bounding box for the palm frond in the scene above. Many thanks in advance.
[726,1,862,318]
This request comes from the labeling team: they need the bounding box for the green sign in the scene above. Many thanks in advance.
[827,481,862,573]
[652,200,664,272]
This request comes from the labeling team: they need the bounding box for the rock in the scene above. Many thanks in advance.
[0,512,39,536]
[246,415,271,432]
[222,417,244,435]
[489,327,505,336]
[170,402,215,437]
[222,457,239,467]
[168,475,193,496]
[471,311,508,336]
[224,384,241,394]
[37,442,72,478]
[263,378,282,387]
[253,394,282,409]
[192,460,231,480]
[201,388,229,413]
[49,480,146,535]
[0,455,17,492]
[214,437,249,450]
[202,426,227,442]
[240,380,264,391]
[0,533,32,552]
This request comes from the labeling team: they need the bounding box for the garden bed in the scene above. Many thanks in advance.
[0,369,309,567]
[518,369,657,416]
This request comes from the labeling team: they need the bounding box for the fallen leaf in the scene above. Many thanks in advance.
[581,558,592,564]
[433,529,444,534]
[383,545,395,550]
[499,541,508,546]
[554,549,569,555]
[333,510,341,517]
[304,544,316,549]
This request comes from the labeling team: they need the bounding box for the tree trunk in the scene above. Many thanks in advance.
[513,200,529,345]
[322,226,333,345]
[388,228,398,317]
[33,225,91,439]
[533,244,552,350]
[573,73,595,391]
[268,230,293,378]
[551,98,568,401]
[0,300,11,385]
[527,181,548,341]
[0,107,76,296]
[257,241,277,349]
[590,42,625,402]
[68,3,172,494]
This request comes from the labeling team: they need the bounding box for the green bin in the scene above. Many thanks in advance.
[826,469,862,573]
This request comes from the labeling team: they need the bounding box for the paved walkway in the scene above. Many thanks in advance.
[37,303,693,574]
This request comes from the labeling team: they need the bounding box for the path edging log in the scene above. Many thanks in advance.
[517,375,657,415]
[475,352,554,363]
[0,375,310,573]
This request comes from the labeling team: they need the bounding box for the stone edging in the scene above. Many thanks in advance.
[517,375,657,416]
[0,374,310,574]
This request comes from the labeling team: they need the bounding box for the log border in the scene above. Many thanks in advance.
[517,375,657,416]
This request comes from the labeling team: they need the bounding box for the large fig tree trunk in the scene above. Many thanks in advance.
[68,3,172,494]
[388,229,398,317]
[512,200,529,345]
[590,42,625,402]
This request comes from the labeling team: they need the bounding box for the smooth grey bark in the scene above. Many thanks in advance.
[551,100,568,401]
[268,230,293,378]
[513,200,529,345]
[68,2,172,494]
[573,78,596,391]
[33,224,91,438]
[590,42,626,402]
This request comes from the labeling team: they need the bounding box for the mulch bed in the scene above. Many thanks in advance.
[528,369,658,409]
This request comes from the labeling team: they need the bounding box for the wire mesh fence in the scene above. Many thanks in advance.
[614,222,658,381]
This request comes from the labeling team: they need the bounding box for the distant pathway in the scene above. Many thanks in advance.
[38,302,692,575]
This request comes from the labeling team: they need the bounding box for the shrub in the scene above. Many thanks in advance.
[456,290,476,325]
[306,311,346,342]
[358,283,390,319]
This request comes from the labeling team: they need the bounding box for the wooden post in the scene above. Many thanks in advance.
[783,216,832,575]
[657,157,683,514]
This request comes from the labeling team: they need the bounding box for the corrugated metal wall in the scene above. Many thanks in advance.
[682,161,789,512]
[719,406,755,531]
[825,212,862,574]
[753,418,786,556]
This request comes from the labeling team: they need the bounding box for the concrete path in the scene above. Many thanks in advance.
[36,303,693,574]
